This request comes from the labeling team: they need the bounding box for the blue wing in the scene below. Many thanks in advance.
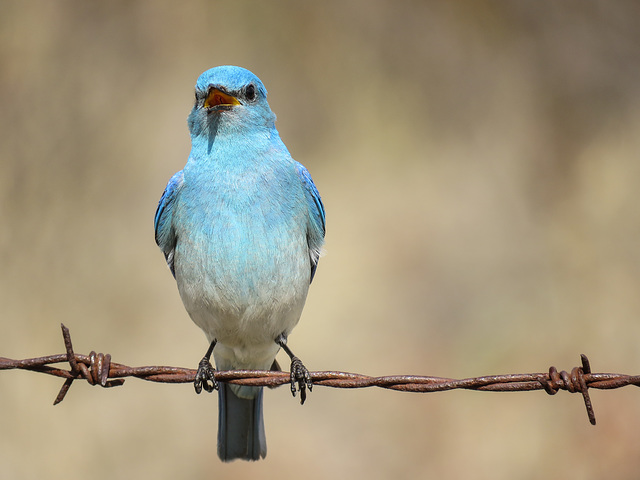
[154,170,184,277]
[295,162,325,282]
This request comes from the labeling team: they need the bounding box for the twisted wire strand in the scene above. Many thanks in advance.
[2,324,639,425]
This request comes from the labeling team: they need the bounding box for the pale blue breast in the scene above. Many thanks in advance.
[172,142,311,346]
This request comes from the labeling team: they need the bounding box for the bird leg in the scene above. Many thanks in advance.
[275,333,312,404]
[194,339,218,394]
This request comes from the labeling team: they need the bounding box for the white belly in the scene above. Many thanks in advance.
[174,228,310,372]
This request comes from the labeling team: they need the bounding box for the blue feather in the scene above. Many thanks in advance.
[295,162,325,281]
[154,170,184,276]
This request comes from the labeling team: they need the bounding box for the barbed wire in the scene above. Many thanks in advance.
[1,324,639,426]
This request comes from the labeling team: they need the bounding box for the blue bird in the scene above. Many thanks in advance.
[154,66,325,461]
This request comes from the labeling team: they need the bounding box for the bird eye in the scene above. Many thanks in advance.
[245,84,256,101]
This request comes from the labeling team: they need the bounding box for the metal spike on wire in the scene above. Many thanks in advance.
[2,324,640,425]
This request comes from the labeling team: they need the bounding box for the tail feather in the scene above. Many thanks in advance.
[217,383,266,461]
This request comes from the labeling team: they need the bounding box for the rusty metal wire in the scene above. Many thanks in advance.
[2,324,639,425]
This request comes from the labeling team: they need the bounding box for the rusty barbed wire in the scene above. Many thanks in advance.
[1,324,640,425]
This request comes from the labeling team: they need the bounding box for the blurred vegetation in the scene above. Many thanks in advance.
[2,1,640,479]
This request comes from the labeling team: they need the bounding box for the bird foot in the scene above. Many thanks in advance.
[194,357,218,394]
[289,356,312,404]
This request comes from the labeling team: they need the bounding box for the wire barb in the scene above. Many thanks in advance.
[537,354,596,425]
[52,324,125,405]
[1,325,639,425]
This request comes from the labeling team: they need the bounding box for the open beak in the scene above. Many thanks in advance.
[204,88,240,110]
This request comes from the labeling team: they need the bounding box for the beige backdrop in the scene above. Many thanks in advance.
[2,2,640,479]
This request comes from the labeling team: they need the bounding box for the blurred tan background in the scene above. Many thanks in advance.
[2,1,640,478]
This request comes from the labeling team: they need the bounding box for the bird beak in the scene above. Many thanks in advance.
[204,88,241,110]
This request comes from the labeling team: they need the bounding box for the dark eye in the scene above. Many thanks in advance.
[245,84,256,101]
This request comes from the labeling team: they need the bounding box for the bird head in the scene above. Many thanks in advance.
[188,66,276,138]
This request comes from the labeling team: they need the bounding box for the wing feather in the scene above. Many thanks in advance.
[295,162,325,282]
[154,170,184,277]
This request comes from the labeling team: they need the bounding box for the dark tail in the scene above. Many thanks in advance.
[217,383,266,461]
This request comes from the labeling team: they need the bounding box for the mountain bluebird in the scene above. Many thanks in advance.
[154,66,325,461]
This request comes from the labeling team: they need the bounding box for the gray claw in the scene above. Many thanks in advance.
[290,356,312,404]
[194,357,218,394]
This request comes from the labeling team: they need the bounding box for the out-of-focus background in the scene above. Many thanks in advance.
[2,1,640,479]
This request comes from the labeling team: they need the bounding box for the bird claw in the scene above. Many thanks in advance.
[194,357,218,394]
[289,356,312,404]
